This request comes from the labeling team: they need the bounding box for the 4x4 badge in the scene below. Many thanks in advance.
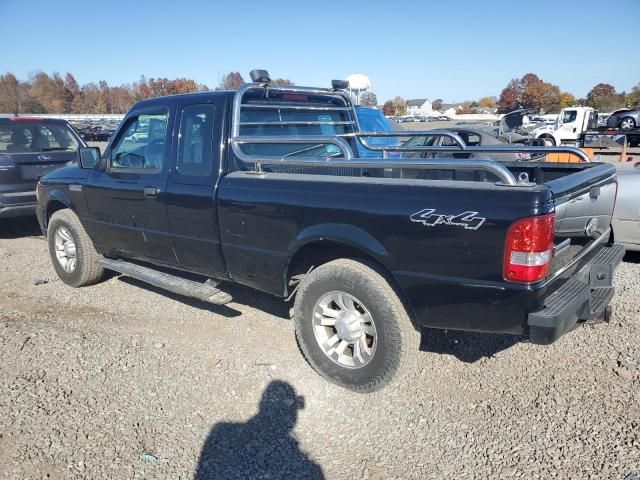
[410,209,486,230]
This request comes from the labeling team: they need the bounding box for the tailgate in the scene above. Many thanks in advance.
[12,151,75,181]
[546,163,617,274]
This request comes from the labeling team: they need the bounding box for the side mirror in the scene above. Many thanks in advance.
[78,147,101,169]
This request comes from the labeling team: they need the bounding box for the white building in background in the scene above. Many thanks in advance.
[443,107,458,117]
[406,98,432,116]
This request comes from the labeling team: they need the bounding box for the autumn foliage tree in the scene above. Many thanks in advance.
[382,100,395,116]
[218,71,245,90]
[478,96,497,109]
[272,78,295,86]
[392,96,407,116]
[586,83,625,111]
[0,73,21,114]
[497,73,563,113]
[628,82,640,107]
[0,70,208,114]
[498,79,521,112]
[559,91,576,109]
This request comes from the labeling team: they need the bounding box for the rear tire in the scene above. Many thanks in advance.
[293,258,419,393]
[620,117,636,131]
[48,209,104,287]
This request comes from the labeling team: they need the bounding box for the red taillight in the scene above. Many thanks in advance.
[10,117,43,122]
[503,213,555,283]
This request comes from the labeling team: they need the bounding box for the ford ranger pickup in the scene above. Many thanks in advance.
[36,70,624,392]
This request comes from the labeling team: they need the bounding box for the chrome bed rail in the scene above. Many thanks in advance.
[230,82,592,186]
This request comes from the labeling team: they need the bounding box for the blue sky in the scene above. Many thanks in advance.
[1,0,638,102]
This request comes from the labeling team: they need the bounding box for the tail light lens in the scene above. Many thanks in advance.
[504,213,555,283]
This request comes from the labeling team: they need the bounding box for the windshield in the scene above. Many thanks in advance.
[354,107,400,157]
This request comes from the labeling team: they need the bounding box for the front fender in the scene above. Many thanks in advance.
[47,188,74,211]
[40,188,75,229]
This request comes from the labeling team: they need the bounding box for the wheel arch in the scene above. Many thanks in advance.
[44,189,74,228]
[285,223,391,291]
[284,225,417,323]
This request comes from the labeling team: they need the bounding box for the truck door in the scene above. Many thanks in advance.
[83,107,173,262]
[557,109,580,140]
[165,100,227,276]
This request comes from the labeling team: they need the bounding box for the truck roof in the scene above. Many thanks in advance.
[131,90,235,110]
[0,117,73,125]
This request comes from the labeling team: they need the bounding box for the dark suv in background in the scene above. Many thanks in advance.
[0,117,85,218]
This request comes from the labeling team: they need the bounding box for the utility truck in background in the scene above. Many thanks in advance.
[531,106,640,150]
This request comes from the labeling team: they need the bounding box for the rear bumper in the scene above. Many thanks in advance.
[527,243,625,344]
[0,191,37,218]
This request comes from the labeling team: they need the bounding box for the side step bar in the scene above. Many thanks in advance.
[97,258,233,305]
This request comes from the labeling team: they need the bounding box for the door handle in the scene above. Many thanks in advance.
[143,186,159,197]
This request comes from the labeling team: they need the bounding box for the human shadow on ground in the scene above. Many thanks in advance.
[194,380,324,480]
[420,327,524,363]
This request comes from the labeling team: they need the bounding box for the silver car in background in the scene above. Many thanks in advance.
[612,162,640,251]
[607,109,640,131]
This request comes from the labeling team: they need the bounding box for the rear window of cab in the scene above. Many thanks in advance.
[0,123,79,153]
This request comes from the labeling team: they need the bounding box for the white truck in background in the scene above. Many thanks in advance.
[530,107,599,146]
[531,107,640,149]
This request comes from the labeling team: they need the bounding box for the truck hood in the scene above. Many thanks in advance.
[531,125,554,137]
[499,108,535,135]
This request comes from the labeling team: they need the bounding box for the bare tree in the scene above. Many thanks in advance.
[359,91,378,107]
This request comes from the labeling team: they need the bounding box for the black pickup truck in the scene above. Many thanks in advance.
[36,71,624,392]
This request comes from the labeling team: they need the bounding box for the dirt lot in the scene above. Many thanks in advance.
[0,217,639,479]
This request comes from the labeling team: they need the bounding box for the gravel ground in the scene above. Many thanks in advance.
[0,217,638,479]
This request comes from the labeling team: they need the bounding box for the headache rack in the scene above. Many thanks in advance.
[230,77,591,187]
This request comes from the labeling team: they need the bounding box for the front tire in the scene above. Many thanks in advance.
[48,209,104,287]
[541,135,556,146]
[293,258,419,393]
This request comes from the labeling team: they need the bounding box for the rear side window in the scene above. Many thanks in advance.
[177,104,215,176]
[110,113,168,170]
[0,126,32,152]
[457,132,481,146]
[0,123,77,153]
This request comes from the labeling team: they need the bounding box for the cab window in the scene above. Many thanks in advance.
[561,110,577,123]
[177,104,215,176]
[110,112,168,170]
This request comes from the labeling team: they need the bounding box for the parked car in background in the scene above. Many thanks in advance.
[403,127,533,161]
[607,108,640,131]
[611,161,640,251]
[0,117,85,218]
[354,106,399,158]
